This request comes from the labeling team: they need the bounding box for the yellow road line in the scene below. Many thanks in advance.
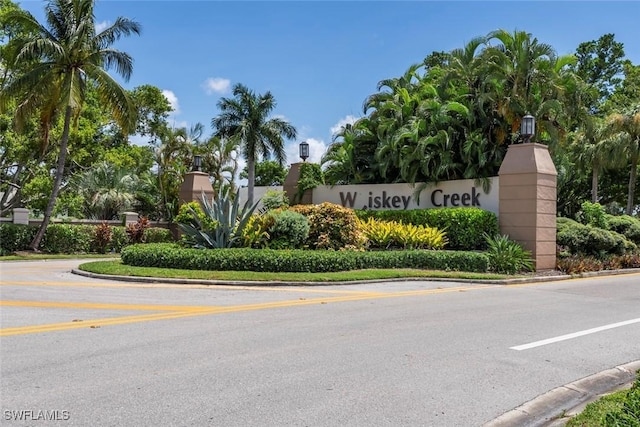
[0,311,203,336]
[0,300,217,312]
[0,280,384,295]
[0,285,488,336]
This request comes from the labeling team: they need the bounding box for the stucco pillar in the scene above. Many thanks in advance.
[178,171,214,206]
[498,143,557,271]
[121,211,138,225]
[12,208,29,225]
[283,163,312,205]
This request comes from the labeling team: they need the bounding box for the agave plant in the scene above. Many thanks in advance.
[178,187,259,248]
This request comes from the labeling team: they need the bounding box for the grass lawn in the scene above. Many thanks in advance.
[566,385,637,426]
[78,259,512,283]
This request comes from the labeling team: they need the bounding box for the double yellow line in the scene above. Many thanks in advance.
[0,285,487,337]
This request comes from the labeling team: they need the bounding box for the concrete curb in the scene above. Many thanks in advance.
[483,360,640,427]
[71,268,573,287]
[71,267,640,287]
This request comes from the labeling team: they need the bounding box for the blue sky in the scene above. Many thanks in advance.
[18,1,640,169]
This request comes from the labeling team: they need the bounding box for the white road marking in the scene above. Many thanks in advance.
[511,318,640,351]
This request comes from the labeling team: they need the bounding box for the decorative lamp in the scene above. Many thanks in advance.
[520,114,535,144]
[299,141,309,162]
[192,155,202,172]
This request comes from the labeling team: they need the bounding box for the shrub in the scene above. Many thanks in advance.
[41,224,95,253]
[557,222,634,257]
[265,209,309,249]
[556,254,604,274]
[109,226,129,252]
[261,189,289,211]
[619,253,640,268]
[143,227,174,243]
[290,203,366,250]
[556,217,579,232]
[578,201,608,228]
[174,201,217,231]
[356,207,498,250]
[126,217,151,244]
[606,214,640,244]
[94,222,113,254]
[241,214,271,248]
[0,224,38,255]
[357,217,447,250]
[121,243,489,273]
[484,234,534,274]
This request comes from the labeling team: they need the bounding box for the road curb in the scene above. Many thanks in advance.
[71,267,640,287]
[71,268,573,287]
[483,360,640,427]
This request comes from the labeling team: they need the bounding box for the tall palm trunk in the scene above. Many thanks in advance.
[29,105,72,250]
[246,155,255,205]
[591,167,599,203]
[627,152,638,215]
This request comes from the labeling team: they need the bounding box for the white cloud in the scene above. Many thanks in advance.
[284,138,327,166]
[162,90,180,114]
[95,20,110,33]
[203,77,231,95]
[330,115,358,137]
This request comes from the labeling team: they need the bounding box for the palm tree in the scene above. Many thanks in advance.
[196,135,239,194]
[571,117,621,203]
[154,124,201,220]
[74,161,140,219]
[212,83,296,204]
[0,0,140,250]
[483,29,573,145]
[606,105,640,214]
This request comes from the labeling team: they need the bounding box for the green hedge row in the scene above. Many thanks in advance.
[557,220,636,257]
[0,223,173,255]
[121,243,489,273]
[355,207,498,250]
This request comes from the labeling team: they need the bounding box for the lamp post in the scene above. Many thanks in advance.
[299,141,309,162]
[192,155,202,172]
[520,114,535,144]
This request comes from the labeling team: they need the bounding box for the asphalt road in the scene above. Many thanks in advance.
[1,260,639,426]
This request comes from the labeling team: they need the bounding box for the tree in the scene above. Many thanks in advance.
[483,29,573,145]
[195,135,239,194]
[73,161,140,219]
[240,160,287,186]
[570,117,621,203]
[154,124,202,220]
[606,105,640,215]
[0,0,140,250]
[129,84,172,144]
[212,83,297,204]
[572,33,625,107]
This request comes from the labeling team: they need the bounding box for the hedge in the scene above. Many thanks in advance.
[355,207,498,250]
[0,223,173,254]
[120,243,489,273]
[557,221,635,257]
